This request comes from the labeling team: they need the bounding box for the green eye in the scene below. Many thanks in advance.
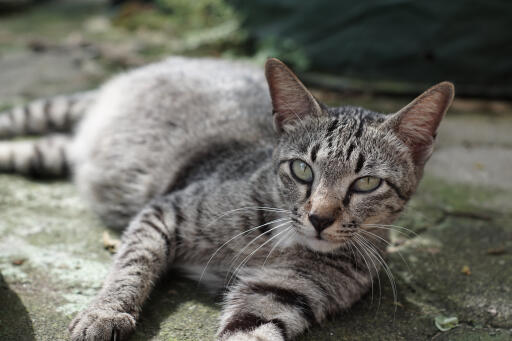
[290,159,313,183]
[352,176,382,193]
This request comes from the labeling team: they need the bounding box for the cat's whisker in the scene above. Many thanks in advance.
[226,220,292,279]
[350,238,377,305]
[355,234,398,313]
[228,224,292,287]
[352,237,382,307]
[354,236,386,311]
[358,229,412,275]
[199,217,290,283]
[362,223,441,272]
[359,223,418,238]
[262,227,295,267]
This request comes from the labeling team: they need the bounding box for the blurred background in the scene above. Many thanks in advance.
[0,1,511,341]
[1,0,512,102]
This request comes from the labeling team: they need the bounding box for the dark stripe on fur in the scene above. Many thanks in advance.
[121,254,153,269]
[63,98,75,129]
[345,143,355,161]
[59,146,69,176]
[386,180,407,200]
[305,185,312,201]
[310,143,320,163]
[43,100,57,130]
[355,116,364,138]
[23,105,31,133]
[171,199,185,225]
[140,218,171,258]
[292,267,331,300]
[118,248,137,260]
[342,192,351,207]
[321,258,361,285]
[7,150,15,172]
[220,313,267,337]
[248,283,316,325]
[28,144,44,177]
[270,318,288,340]
[355,153,365,173]
[325,119,338,138]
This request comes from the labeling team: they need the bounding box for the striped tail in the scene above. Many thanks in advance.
[0,91,96,138]
[0,135,72,179]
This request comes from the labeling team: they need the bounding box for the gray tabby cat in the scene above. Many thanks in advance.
[0,57,454,341]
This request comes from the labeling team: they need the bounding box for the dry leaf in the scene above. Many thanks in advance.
[487,247,506,255]
[461,265,471,276]
[102,231,120,254]
[11,258,26,266]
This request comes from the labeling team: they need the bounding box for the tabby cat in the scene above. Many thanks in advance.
[0,57,454,340]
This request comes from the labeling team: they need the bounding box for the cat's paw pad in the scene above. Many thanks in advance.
[68,307,135,341]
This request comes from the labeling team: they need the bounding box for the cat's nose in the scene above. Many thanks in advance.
[308,214,335,233]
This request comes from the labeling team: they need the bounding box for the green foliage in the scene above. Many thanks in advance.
[110,0,248,57]
[156,0,237,30]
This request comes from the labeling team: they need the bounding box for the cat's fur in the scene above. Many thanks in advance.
[0,57,454,341]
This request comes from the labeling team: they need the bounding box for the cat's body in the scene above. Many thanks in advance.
[72,58,275,230]
[0,57,454,341]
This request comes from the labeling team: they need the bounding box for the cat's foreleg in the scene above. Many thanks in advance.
[218,261,371,341]
[69,198,180,341]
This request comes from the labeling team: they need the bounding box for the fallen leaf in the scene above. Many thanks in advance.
[102,231,120,254]
[434,315,458,331]
[461,265,471,276]
[487,247,506,255]
[11,258,26,266]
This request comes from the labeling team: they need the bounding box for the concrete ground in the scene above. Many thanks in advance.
[1,1,511,340]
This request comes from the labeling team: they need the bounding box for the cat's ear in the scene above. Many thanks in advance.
[382,82,454,167]
[265,58,325,133]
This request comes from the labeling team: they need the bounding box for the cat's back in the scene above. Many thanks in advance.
[73,56,274,172]
[103,56,271,125]
[71,57,274,228]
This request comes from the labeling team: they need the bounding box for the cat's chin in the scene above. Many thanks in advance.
[297,234,343,253]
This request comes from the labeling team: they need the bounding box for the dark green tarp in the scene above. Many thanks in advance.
[233,0,512,97]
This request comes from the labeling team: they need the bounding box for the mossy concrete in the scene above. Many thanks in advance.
[1,1,512,340]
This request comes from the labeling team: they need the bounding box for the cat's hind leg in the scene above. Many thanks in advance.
[0,135,71,178]
[69,195,182,341]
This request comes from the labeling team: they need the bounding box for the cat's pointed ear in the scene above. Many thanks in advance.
[265,58,325,133]
[382,81,455,167]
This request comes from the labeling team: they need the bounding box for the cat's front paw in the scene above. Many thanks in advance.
[68,306,136,341]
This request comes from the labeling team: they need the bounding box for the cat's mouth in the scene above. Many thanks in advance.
[296,229,350,252]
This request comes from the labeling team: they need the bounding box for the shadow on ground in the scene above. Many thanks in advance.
[0,272,35,341]
[130,271,219,340]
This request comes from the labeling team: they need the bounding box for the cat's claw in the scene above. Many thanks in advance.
[69,307,136,341]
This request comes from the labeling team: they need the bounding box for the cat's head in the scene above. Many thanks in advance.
[265,58,454,253]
